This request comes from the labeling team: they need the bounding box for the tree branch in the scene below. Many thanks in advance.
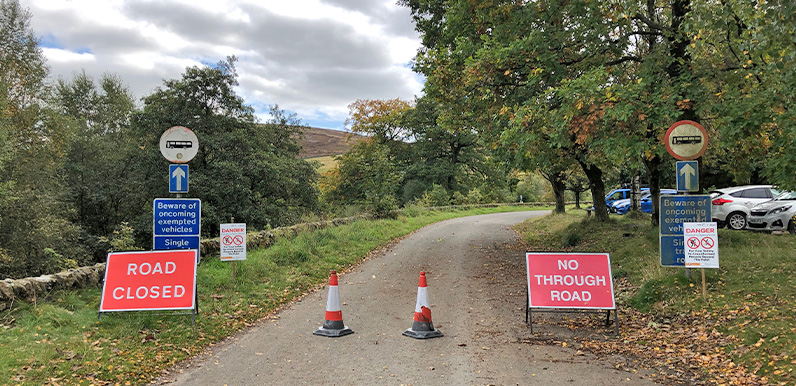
[606,56,644,66]
[632,13,667,32]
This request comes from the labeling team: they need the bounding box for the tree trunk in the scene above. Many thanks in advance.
[578,160,608,221]
[550,171,567,214]
[574,191,581,209]
[644,154,662,226]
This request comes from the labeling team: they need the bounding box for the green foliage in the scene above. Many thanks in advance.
[427,184,450,206]
[365,191,398,219]
[322,140,402,209]
[465,187,483,205]
[400,178,428,205]
[131,57,318,238]
[53,72,136,237]
[0,0,91,278]
[102,222,142,252]
[450,190,466,205]
[515,173,550,202]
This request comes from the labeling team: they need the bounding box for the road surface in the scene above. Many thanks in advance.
[159,211,659,385]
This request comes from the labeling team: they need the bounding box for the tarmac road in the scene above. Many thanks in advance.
[159,210,660,385]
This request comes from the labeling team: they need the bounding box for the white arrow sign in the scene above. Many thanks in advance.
[679,163,696,190]
[172,166,186,191]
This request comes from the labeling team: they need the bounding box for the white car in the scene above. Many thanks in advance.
[747,191,796,234]
[710,185,779,230]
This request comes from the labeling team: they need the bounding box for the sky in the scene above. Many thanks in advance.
[22,0,425,130]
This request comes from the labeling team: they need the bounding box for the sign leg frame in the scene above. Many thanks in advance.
[525,307,619,336]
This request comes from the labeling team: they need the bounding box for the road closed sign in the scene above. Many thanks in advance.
[526,253,615,309]
[100,250,198,312]
[684,222,719,268]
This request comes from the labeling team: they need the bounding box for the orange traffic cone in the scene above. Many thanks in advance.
[314,270,354,337]
[403,271,443,339]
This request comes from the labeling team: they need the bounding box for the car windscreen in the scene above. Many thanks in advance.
[773,191,796,200]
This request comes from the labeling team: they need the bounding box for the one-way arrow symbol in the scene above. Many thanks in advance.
[172,166,186,191]
[679,163,696,190]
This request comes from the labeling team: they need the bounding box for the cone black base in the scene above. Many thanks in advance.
[313,325,354,337]
[402,327,443,339]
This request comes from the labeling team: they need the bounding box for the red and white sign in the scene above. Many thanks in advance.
[526,253,615,309]
[100,250,198,312]
[220,223,246,261]
[664,120,709,160]
[684,222,719,268]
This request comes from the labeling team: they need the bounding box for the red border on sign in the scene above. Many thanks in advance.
[664,120,708,160]
[100,249,198,312]
[526,252,616,309]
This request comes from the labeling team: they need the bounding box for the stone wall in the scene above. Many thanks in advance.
[0,203,588,311]
[0,215,370,311]
[0,264,106,311]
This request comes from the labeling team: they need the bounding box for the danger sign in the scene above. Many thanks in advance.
[220,223,246,261]
[526,253,615,309]
[684,222,719,268]
[100,250,198,312]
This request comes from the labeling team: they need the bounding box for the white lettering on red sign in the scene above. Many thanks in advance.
[526,253,616,309]
[100,250,197,312]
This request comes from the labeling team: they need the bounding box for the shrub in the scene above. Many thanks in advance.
[428,184,450,206]
[451,191,467,205]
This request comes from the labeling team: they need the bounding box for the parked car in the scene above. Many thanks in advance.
[612,189,677,215]
[604,188,649,212]
[747,191,796,234]
[710,185,780,230]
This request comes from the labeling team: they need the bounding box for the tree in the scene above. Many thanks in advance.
[320,139,402,216]
[53,72,136,238]
[565,168,590,210]
[688,0,796,191]
[0,0,88,277]
[130,57,318,240]
[402,97,490,195]
[346,98,413,146]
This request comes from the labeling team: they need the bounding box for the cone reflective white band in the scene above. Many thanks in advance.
[325,285,342,321]
[325,271,343,321]
[414,286,429,313]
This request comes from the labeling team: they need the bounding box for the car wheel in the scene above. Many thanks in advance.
[726,212,747,230]
[788,220,795,235]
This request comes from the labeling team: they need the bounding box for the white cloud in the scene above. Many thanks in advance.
[22,0,423,129]
[41,47,95,64]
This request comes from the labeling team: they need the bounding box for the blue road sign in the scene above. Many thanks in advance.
[660,235,686,267]
[659,195,711,266]
[169,164,189,193]
[676,161,698,192]
[659,195,711,235]
[154,235,200,250]
[153,198,201,250]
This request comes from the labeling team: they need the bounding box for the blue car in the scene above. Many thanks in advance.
[604,188,649,211]
[613,189,677,215]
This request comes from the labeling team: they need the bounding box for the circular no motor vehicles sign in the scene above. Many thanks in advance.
[160,126,199,163]
[664,120,708,160]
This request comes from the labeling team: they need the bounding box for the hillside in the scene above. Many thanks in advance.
[298,126,367,158]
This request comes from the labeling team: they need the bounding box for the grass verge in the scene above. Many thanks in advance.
[515,211,796,385]
[0,205,549,386]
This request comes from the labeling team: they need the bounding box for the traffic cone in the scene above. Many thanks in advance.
[313,270,354,337]
[403,271,443,339]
